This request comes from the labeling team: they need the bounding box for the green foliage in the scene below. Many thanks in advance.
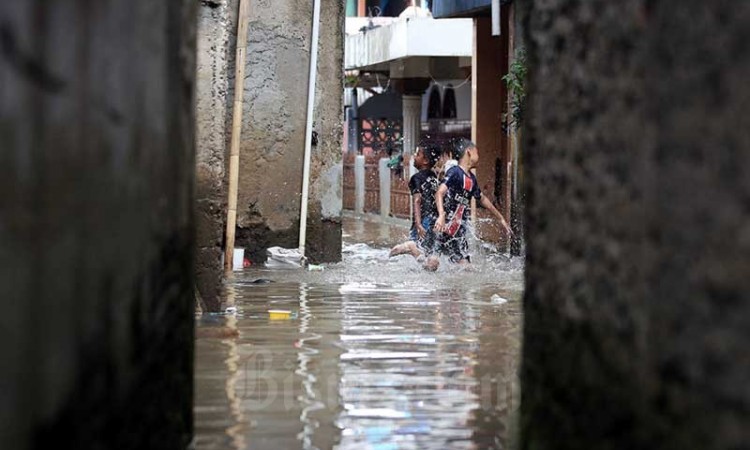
[345,74,359,88]
[502,47,527,129]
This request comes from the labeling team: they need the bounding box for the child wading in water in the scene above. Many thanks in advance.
[389,142,442,259]
[426,138,512,271]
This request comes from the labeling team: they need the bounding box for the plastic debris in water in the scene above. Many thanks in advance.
[225,306,238,314]
[265,246,304,269]
[490,294,509,305]
[268,309,292,320]
[307,264,325,271]
[243,278,273,284]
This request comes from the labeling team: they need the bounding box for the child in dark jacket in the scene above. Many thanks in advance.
[389,142,441,259]
[425,138,512,271]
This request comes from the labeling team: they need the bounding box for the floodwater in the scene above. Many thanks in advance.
[194,215,524,450]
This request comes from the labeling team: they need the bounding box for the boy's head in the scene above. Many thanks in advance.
[414,141,441,169]
[453,138,479,167]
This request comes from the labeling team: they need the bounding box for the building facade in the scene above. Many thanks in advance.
[343,4,474,220]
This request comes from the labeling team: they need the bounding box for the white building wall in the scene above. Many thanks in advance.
[420,79,472,122]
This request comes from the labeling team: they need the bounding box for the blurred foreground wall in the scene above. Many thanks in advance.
[521,1,750,448]
[0,0,196,447]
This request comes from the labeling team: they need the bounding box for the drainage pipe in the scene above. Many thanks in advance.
[492,0,501,36]
[298,0,322,258]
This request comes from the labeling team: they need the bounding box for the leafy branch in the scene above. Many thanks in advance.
[345,74,359,88]
[502,47,527,130]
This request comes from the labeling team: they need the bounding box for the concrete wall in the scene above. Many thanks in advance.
[520,1,750,449]
[227,0,344,264]
[0,0,196,448]
[305,0,345,263]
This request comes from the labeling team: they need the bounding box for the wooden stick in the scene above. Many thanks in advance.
[224,0,251,272]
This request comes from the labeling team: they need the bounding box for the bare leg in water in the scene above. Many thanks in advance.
[389,241,421,258]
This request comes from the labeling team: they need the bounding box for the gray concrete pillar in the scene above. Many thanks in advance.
[0,1,196,448]
[354,155,366,214]
[228,0,344,265]
[379,158,391,217]
[195,0,231,311]
[402,95,423,156]
[304,0,345,264]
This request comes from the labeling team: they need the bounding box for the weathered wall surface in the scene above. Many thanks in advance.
[0,0,196,448]
[227,0,343,264]
[196,0,232,310]
[306,0,345,263]
[473,15,510,245]
[520,1,750,449]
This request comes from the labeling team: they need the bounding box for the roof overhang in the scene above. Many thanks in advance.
[431,0,512,18]
[345,18,473,72]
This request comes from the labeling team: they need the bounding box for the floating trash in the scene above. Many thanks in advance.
[268,309,292,320]
[232,248,245,271]
[225,306,238,314]
[491,294,509,305]
[265,246,304,269]
[307,264,325,271]
[240,278,273,285]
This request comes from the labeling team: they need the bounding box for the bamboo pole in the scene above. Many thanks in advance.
[224,0,251,272]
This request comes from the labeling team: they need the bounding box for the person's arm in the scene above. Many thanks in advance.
[479,193,512,236]
[434,184,448,232]
[413,193,426,238]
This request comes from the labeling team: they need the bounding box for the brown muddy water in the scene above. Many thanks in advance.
[194,216,524,449]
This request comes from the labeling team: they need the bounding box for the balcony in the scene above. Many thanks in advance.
[345,17,473,71]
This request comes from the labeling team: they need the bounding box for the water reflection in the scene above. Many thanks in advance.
[223,286,247,450]
[195,221,523,449]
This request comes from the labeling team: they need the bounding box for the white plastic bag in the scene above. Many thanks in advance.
[265,246,304,269]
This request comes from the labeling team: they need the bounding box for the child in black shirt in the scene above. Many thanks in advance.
[389,143,441,259]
